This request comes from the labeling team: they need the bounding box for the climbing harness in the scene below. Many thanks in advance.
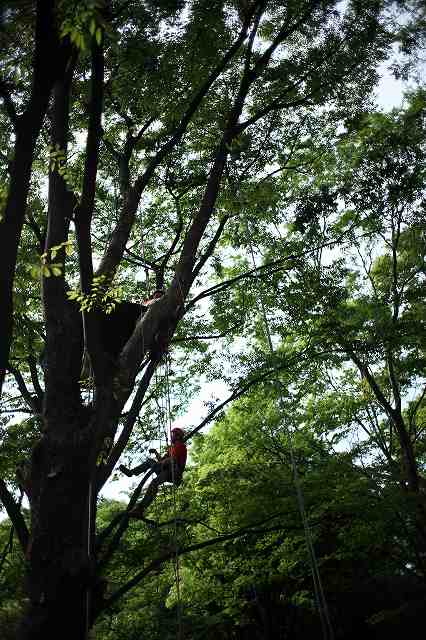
[238,187,334,640]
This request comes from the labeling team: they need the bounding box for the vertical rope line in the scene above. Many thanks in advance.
[140,219,151,298]
[82,309,94,640]
[165,354,183,640]
[86,476,92,640]
[242,213,334,640]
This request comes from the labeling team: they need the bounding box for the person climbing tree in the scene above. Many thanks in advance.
[141,289,165,312]
[119,427,187,518]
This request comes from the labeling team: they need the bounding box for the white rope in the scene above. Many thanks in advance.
[242,206,334,640]
[82,309,94,640]
[165,354,183,640]
[140,219,151,298]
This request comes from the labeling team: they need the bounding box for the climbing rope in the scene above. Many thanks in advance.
[152,355,183,639]
[140,218,151,298]
[164,353,184,640]
[239,193,334,640]
[81,309,94,640]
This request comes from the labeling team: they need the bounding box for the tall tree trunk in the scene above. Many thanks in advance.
[392,410,420,493]
[0,0,71,397]
[18,420,92,640]
[17,43,93,637]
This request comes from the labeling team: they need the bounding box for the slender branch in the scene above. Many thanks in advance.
[251,0,321,79]
[25,211,45,254]
[0,520,16,575]
[187,221,368,310]
[184,348,315,441]
[390,207,402,323]
[192,215,230,282]
[97,469,153,567]
[140,515,220,534]
[7,365,39,414]
[413,420,426,444]
[172,329,239,343]
[102,523,286,612]
[364,403,392,460]
[123,245,156,268]
[353,412,391,464]
[0,479,29,552]
[102,135,120,162]
[96,359,158,492]
[95,468,151,552]
[409,385,426,433]
[157,220,184,289]
[387,351,402,413]
[0,409,32,415]
[27,355,44,402]
[239,95,313,134]
[238,39,348,135]
[134,117,156,144]
[107,95,135,129]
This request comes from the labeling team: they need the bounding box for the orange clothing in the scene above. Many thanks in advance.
[168,441,187,469]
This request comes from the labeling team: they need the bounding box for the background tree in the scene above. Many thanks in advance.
[248,91,426,560]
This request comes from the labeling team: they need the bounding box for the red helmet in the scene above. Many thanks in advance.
[171,427,185,439]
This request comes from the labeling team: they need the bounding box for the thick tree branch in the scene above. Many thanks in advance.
[117,135,233,394]
[243,0,266,75]
[387,351,402,413]
[346,350,394,418]
[102,3,343,411]
[28,355,44,402]
[347,348,420,491]
[41,56,84,416]
[98,6,259,278]
[0,0,72,398]
[43,57,76,264]
[75,38,104,295]
[0,479,29,552]
[0,77,18,131]
[97,5,322,403]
